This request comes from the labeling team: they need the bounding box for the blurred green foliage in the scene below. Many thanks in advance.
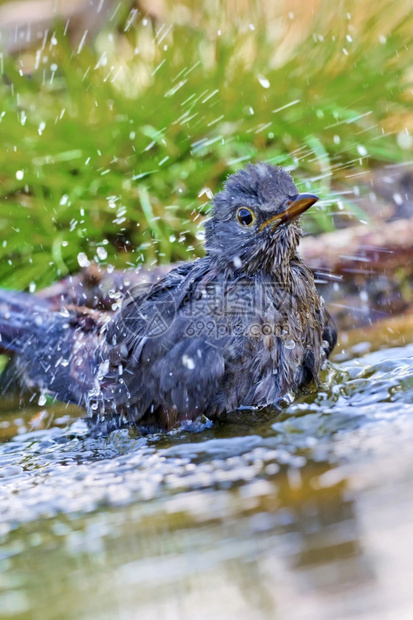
[0,0,412,288]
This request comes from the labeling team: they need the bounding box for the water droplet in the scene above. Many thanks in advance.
[16,170,24,180]
[357,145,368,156]
[284,339,296,350]
[258,75,270,89]
[195,230,205,241]
[96,246,107,260]
[397,131,412,150]
[77,252,90,268]
[97,360,110,380]
[38,394,47,406]
[182,354,195,370]
[198,187,213,200]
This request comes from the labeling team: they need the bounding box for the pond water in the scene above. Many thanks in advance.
[1,341,413,619]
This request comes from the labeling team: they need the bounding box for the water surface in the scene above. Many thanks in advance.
[1,343,413,619]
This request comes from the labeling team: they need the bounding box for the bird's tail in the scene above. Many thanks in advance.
[0,289,100,408]
[0,289,53,353]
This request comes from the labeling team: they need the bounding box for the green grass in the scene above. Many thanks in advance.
[0,0,412,289]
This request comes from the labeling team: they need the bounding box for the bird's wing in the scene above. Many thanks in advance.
[147,336,225,415]
[97,259,227,423]
[104,259,196,346]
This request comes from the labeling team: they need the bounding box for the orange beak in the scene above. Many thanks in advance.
[260,193,319,231]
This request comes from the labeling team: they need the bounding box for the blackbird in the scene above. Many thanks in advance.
[0,163,337,430]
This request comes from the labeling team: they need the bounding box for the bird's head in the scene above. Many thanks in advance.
[204,163,318,275]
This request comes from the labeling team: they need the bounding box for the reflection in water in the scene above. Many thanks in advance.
[1,345,413,618]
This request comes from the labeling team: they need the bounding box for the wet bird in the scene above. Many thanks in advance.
[0,163,336,430]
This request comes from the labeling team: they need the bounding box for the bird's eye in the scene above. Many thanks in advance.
[236,207,255,227]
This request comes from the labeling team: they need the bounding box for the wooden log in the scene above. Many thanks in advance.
[301,218,413,276]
